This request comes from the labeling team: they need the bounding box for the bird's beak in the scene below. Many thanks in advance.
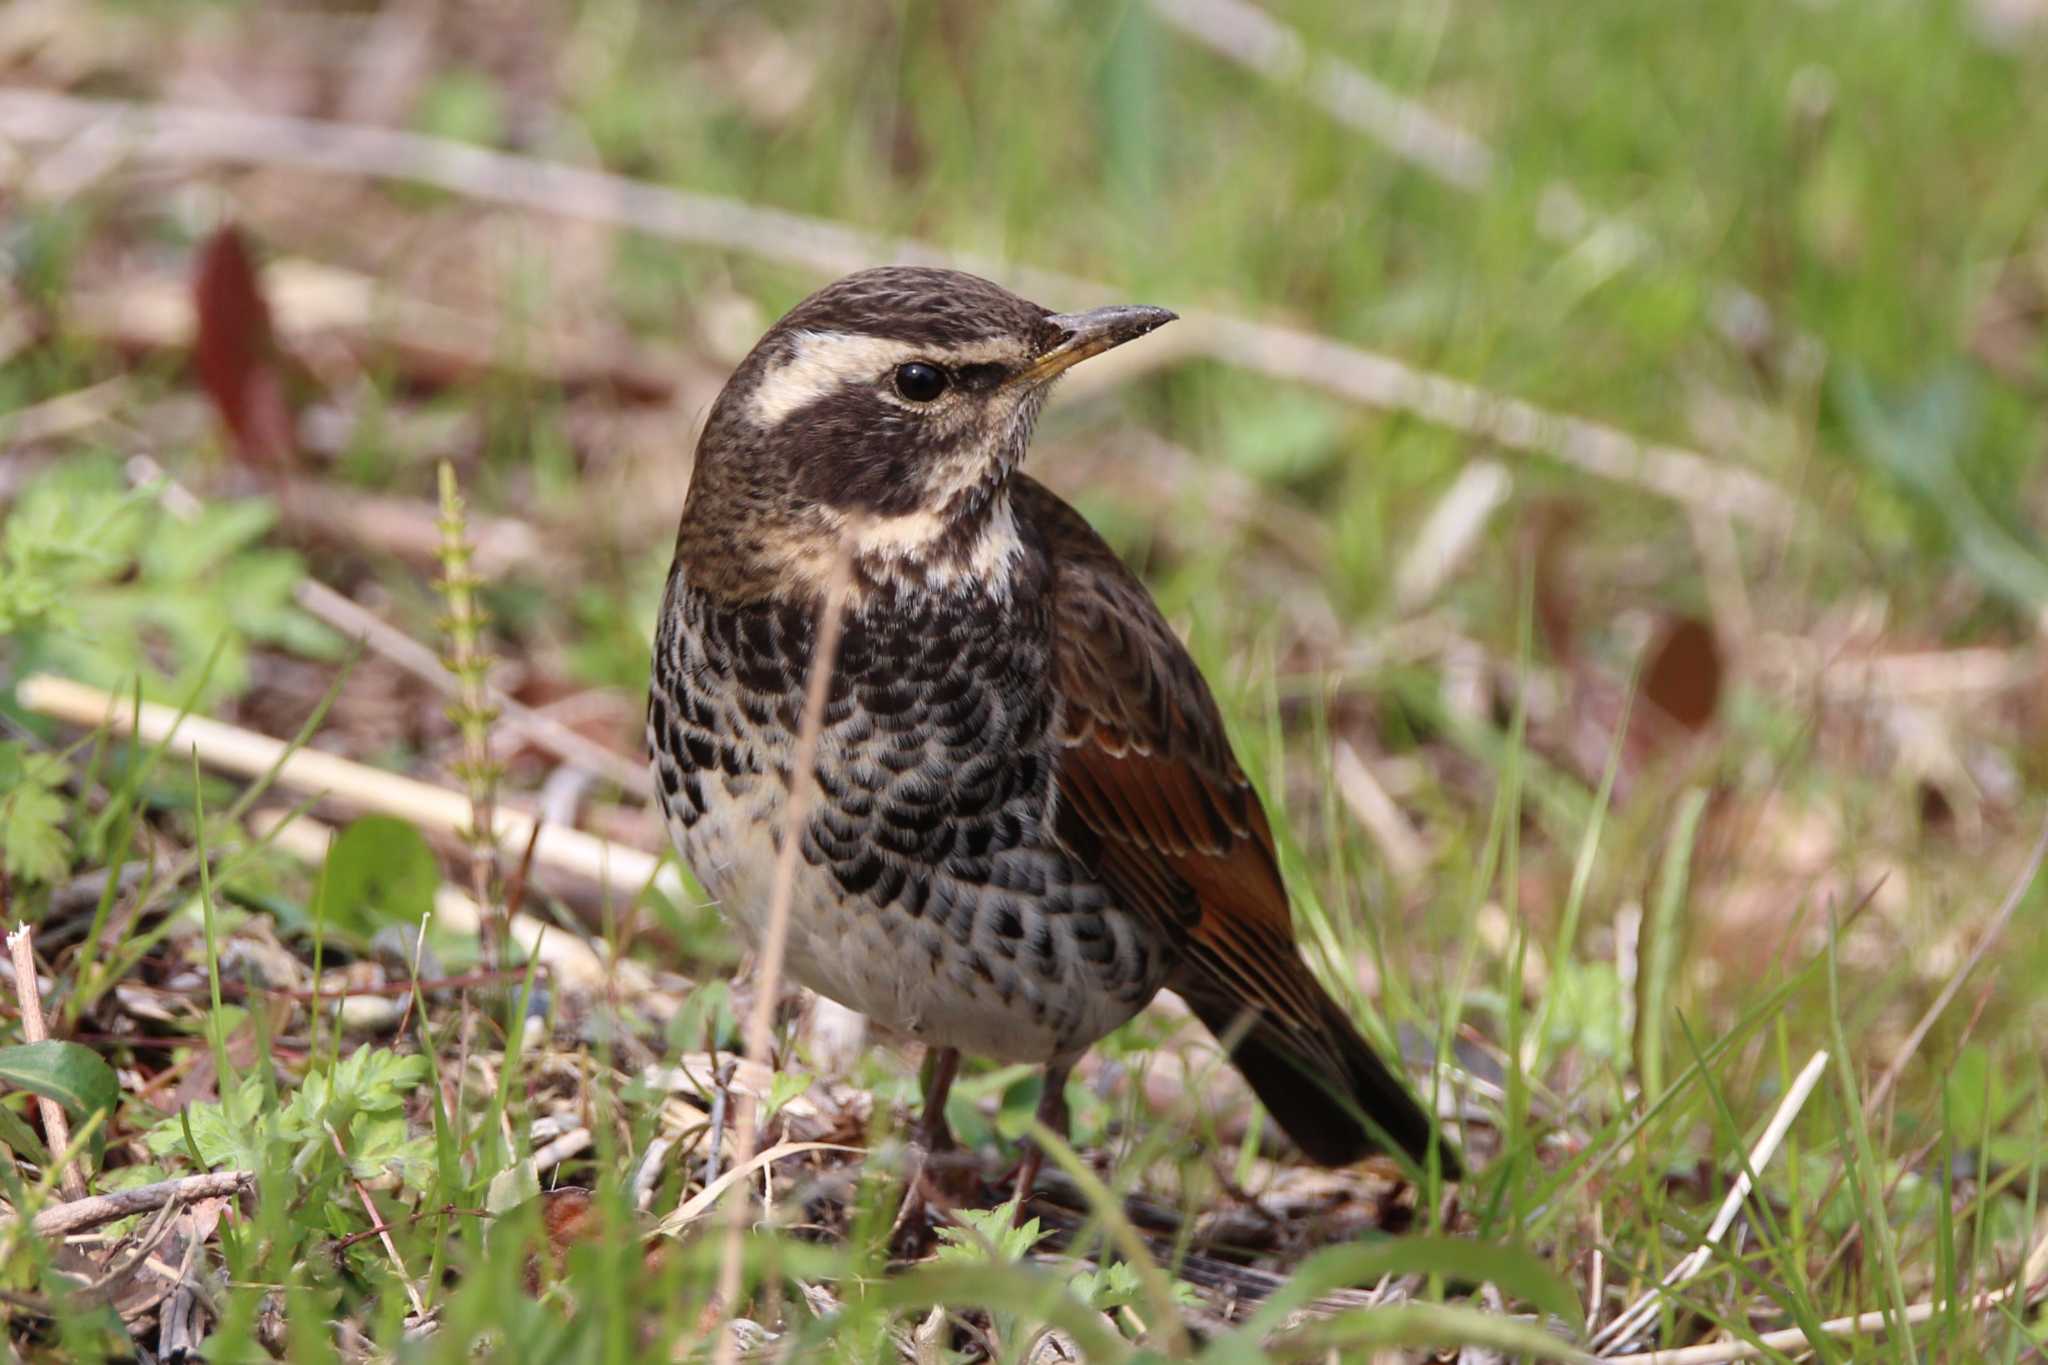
[1022,304,1178,384]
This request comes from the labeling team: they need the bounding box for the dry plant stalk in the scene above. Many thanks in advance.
[0,90,1801,532]
[709,532,856,1365]
[436,462,504,965]
[6,923,86,1200]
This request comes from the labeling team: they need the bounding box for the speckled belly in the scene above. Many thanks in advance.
[647,574,1168,1063]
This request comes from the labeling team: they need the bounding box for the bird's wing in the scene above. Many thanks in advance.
[1015,478,1326,1031]
[1019,477,1458,1174]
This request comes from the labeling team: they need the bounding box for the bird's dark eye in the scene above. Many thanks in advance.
[892,361,949,402]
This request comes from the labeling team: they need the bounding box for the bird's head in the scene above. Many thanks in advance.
[679,266,1175,598]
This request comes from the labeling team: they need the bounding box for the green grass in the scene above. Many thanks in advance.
[1,0,2047,1358]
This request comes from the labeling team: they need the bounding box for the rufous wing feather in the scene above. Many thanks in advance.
[1019,477,1461,1178]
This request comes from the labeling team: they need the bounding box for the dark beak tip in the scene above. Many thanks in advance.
[1045,303,1178,348]
[1108,304,1177,341]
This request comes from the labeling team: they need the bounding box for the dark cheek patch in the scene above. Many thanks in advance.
[792,389,968,518]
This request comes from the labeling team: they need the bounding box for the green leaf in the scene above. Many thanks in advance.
[764,1070,813,1123]
[0,743,74,885]
[282,1046,430,1136]
[0,462,147,636]
[1943,1043,2015,1140]
[1,454,335,706]
[935,1207,1048,1267]
[0,1040,119,1125]
[0,1100,51,1166]
[1838,368,2048,610]
[1237,1236,1587,1340]
[314,817,440,935]
[348,1113,434,1185]
[1216,380,1346,482]
[1071,1258,1202,1315]
[145,1075,267,1172]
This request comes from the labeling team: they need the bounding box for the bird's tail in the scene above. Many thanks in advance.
[1182,972,1462,1180]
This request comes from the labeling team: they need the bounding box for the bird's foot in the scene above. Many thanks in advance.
[887,1135,983,1256]
[1000,1064,1073,1225]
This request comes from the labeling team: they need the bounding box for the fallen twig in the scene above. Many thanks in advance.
[630,1136,674,1213]
[5,923,86,1201]
[0,377,130,448]
[1148,0,1812,396]
[530,1127,593,1176]
[17,673,681,907]
[10,1171,252,1238]
[0,90,1802,531]
[252,810,644,995]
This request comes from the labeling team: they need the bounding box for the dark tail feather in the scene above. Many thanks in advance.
[1185,986,1463,1180]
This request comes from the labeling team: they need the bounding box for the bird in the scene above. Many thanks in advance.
[647,266,1461,1210]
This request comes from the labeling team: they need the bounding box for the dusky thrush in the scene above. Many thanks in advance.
[648,267,1462,1203]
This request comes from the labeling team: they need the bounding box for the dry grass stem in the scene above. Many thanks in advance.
[656,1142,861,1238]
[1192,316,1797,532]
[297,578,651,798]
[5,923,87,1201]
[1862,813,2048,1120]
[0,89,1800,530]
[17,673,681,905]
[1392,458,1514,612]
[1331,739,1429,887]
[1151,0,1814,384]
[1599,1249,2048,1365]
[328,1122,428,1319]
[1146,0,1495,190]
[1753,638,2045,700]
[0,376,130,447]
[710,532,855,1364]
[1592,1048,1831,1354]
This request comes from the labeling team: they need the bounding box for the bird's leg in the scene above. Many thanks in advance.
[1009,1063,1072,1220]
[891,1046,962,1248]
[916,1045,961,1153]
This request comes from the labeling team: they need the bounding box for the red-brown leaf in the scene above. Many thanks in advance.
[1641,615,1722,734]
[192,224,296,468]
